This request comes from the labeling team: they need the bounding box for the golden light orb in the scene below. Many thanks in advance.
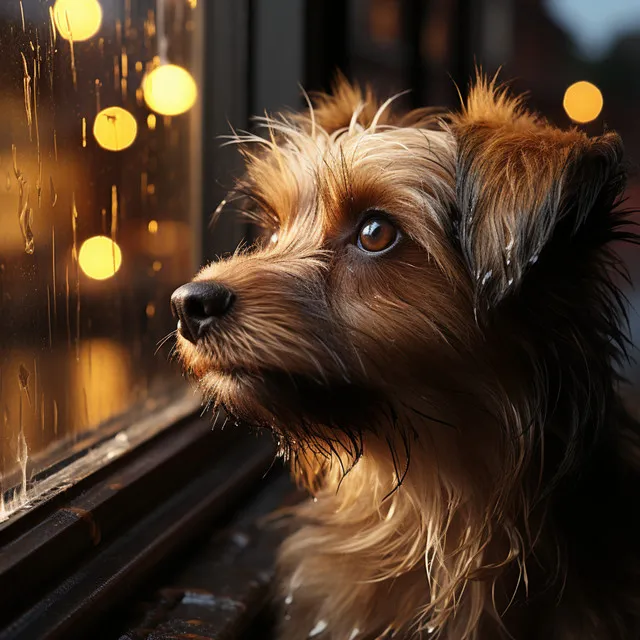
[93,106,138,151]
[79,236,122,280]
[53,0,103,42]
[142,64,197,116]
[148,220,158,234]
[563,81,603,124]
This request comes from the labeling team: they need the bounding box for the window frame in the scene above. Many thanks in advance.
[0,1,284,637]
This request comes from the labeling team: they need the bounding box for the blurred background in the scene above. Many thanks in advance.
[1,0,639,517]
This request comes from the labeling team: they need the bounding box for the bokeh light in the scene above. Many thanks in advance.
[142,64,197,116]
[79,236,123,280]
[563,81,603,123]
[148,220,159,234]
[53,0,103,42]
[93,106,138,151]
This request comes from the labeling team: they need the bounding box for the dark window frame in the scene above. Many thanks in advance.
[0,2,282,637]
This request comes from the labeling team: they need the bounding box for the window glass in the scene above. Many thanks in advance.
[0,0,201,520]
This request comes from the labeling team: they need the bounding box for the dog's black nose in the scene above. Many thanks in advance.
[170,281,235,344]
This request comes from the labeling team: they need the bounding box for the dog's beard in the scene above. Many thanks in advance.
[187,335,472,499]
[199,364,374,423]
[194,347,382,436]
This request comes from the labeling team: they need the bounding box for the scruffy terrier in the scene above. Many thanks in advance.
[171,76,640,639]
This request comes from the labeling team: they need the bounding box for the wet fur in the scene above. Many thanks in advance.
[175,76,640,639]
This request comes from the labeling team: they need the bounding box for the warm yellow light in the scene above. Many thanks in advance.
[53,0,102,42]
[152,260,162,272]
[79,236,122,280]
[563,81,603,124]
[148,220,158,234]
[147,113,157,130]
[145,303,156,318]
[142,64,197,116]
[93,106,138,151]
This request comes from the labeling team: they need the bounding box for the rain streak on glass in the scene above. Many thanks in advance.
[0,0,200,521]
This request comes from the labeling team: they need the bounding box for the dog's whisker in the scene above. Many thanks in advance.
[155,329,177,355]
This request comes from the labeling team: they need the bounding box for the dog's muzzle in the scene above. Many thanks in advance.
[170,281,235,344]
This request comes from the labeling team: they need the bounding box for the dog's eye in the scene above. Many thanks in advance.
[357,214,398,253]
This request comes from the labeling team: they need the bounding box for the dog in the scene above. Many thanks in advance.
[171,75,640,639]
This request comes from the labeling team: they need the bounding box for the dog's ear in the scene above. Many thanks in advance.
[451,77,625,313]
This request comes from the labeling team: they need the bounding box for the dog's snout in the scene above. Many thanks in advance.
[170,281,235,344]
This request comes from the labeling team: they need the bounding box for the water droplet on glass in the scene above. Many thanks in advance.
[21,208,35,254]
[18,364,30,394]
[50,176,57,207]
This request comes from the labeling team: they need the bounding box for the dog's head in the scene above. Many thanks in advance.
[172,76,629,486]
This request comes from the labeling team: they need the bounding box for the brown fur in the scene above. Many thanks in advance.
[173,76,640,639]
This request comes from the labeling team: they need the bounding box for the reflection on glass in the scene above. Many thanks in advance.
[142,64,198,116]
[93,106,139,151]
[0,0,201,520]
[78,235,123,280]
[563,81,604,123]
[53,0,103,42]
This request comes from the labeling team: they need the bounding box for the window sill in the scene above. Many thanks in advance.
[0,409,277,640]
[1,390,201,529]
[116,472,297,640]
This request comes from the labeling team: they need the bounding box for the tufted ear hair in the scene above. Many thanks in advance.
[304,74,390,134]
[450,77,626,314]
[302,74,438,135]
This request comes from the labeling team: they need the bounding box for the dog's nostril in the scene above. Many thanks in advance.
[170,281,235,344]
[184,289,235,319]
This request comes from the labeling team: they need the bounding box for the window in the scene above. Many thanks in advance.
[0,0,204,521]
[0,4,298,637]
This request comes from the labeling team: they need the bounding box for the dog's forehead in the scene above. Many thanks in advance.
[244,122,456,238]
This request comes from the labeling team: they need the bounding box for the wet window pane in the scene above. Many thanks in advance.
[0,0,201,519]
